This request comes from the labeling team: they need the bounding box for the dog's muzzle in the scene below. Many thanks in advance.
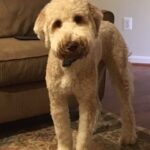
[63,41,80,67]
[56,40,89,67]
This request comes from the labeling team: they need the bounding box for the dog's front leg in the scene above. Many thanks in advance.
[76,93,98,150]
[49,93,73,150]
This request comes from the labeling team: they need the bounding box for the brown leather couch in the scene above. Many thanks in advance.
[0,0,114,123]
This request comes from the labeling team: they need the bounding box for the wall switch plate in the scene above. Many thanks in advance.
[124,17,133,30]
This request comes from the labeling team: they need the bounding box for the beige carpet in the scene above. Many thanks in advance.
[0,113,150,150]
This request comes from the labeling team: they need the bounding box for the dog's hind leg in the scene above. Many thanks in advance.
[104,28,137,145]
[91,60,106,131]
[106,57,137,145]
[48,92,73,150]
[98,60,106,101]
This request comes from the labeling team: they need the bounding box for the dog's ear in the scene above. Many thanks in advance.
[34,5,50,49]
[88,3,103,36]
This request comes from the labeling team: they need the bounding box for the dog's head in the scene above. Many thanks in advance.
[34,0,103,67]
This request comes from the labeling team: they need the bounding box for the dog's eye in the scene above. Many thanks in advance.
[73,15,84,24]
[52,20,62,30]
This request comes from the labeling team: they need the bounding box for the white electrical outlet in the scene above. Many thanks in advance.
[124,17,133,30]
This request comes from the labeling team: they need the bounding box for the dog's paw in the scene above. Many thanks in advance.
[57,148,72,150]
[119,130,137,145]
[57,144,73,150]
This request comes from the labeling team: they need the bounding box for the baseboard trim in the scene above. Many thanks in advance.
[129,56,150,64]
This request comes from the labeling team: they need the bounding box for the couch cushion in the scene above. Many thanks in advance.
[0,38,48,87]
[102,10,115,23]
[0,0,49,37]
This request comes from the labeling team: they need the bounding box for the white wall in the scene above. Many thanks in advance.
[91,0,150,63]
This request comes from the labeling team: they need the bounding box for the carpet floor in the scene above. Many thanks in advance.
[0,113,150,150]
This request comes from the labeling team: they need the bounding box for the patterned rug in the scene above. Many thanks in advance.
[0,113,150,150]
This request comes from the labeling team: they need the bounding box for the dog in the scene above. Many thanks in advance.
[34,0,137,149]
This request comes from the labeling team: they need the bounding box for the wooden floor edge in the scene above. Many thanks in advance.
[132,63,150,67]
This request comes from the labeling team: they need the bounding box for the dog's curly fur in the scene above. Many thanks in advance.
[34,0,137,149]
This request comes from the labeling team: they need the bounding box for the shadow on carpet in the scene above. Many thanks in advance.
[0,113,149,150]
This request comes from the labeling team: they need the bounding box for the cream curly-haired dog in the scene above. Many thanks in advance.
[34,0,137,149]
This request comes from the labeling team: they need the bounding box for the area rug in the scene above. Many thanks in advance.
[0,113,150,150]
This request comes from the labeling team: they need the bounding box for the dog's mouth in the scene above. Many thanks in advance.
[62,57,78,67]
[56,40,89,67]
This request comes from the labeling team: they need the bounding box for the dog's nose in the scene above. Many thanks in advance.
[67,41,79,51]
